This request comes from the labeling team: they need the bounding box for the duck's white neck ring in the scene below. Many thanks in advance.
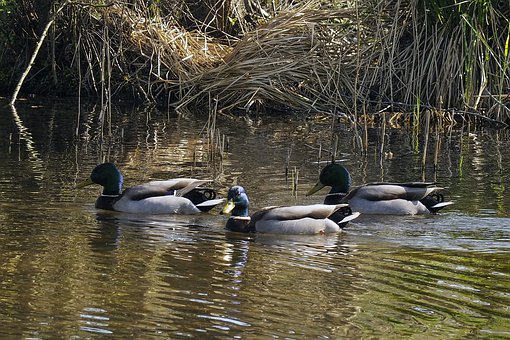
[101,194,121,198]
[326,193,347,197]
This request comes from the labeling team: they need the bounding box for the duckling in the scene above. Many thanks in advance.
[307,163,453,215]
[77,163,224,214]
[221,185,359,234]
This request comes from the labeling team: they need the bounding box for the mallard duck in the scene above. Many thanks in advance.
[307,163,453,215]
[77,163,224,214]
[221,185,360,234]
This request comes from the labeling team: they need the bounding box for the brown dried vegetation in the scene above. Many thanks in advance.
[2,0,510,125]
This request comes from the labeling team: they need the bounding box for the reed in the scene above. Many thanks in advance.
[291,166,299,197]
[174,6,356,115]
[2,0,509,126]
[422,110,431,171]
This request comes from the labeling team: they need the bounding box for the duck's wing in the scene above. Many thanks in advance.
[348,183,439,202]
[365,181,437,187]
[123,178,210,201]
[254,204,350,222]
[247,206,274,225]
[173,179,212,197]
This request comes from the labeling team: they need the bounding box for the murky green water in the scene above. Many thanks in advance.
[1,99,509,338]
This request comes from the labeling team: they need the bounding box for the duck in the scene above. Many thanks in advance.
[221,185,360,234]
[306,163,453,215]
[77,163,224,214]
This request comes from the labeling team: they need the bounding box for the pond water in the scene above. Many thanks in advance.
[1,99,509,338]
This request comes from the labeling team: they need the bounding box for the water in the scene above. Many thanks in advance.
[1,99,509,338]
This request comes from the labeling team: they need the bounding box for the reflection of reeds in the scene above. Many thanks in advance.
[9,105,45,180]
[422,110,431,172]
[291,166,299,198]
[201,100,226,179]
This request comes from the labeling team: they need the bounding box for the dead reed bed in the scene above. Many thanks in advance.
[173,7,358,115]
[70,3,233,103]
[8,0,510,126]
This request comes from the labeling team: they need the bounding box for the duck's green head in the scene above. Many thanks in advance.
[77,163,124,195]
[307,163,352,196]
[222,185,249,217]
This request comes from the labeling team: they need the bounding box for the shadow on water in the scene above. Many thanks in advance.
[0,99,509,338]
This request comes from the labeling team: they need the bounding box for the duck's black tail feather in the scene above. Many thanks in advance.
[329,206,360,228]
[184,189,224,212]
[421,193,454,213]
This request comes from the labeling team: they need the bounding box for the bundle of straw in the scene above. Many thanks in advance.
[174,7,356,115]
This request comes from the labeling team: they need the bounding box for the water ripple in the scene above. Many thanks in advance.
[2,102,510,338]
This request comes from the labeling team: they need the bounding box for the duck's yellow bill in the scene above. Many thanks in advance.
[222,200,235,214]
[306,181,325,196]
[76,177,94,189]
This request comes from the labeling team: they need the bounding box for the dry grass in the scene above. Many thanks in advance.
[57,0,510,125]
[173,6,357,115]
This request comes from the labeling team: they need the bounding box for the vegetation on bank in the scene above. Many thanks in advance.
[0,0,509,125]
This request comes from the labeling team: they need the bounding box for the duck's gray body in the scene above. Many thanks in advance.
[223,186,359,234]
[253,204,356,234]
[345,183,452,215]
[111,179,220,214]
[308,164,453,215]
[78,163,224,214]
